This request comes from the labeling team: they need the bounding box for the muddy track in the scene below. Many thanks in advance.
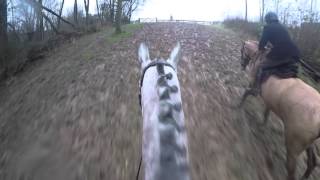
[0,23,319,180]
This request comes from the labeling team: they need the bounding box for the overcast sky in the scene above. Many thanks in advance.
[64,0,319,21]
[133,0,261,21]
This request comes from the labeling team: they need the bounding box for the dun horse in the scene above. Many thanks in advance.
[138,43,190,180]
[240,40,320,180]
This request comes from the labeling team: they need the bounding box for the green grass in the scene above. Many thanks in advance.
[210,23,226,30]
[210,23,236,34]
[81,51,94,60]
[105,23,144,44]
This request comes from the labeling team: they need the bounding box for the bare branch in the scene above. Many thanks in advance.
[27,0,75,29]
[42,12,59,34]
[57,0,64,29]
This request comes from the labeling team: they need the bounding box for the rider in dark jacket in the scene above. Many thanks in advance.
[254,12,300,92]
[259,12,300,62]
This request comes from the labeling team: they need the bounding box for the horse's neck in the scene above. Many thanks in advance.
[141,67,190,180]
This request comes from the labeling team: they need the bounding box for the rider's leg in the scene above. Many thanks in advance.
[252,66,263,95]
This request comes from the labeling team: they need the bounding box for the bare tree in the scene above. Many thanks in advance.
[0,0,7,67]
[74,0,78,25]
[260,0,265,22]
[96,0,102,24]
[19,2,37,39]
[27,0,75,28]
[245,0,248,21]
[57,0,64,30]
[0,0,7,43]
[96,0,139,25]
[42,12,59,34]
[36,0,44,40]
[115,0,122,33]
[111,0,115,22]
[281,3,292,24]
[124,0,139,21]
[84,0,89,26]
[272,0,281,14]
[98,0,117,23]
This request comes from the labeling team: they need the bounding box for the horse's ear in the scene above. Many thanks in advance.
[138,43,150,65]
[168,42,181,69]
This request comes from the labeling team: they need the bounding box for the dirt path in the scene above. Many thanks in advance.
[0,23,319,180]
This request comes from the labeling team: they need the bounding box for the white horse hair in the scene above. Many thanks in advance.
[138,43,190,180]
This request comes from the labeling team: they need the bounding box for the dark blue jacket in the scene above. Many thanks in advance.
[259,22,300,62]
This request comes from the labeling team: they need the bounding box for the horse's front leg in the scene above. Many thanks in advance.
[238,88,258,107]
[300,145,317,180]
[263,108,270,125]
[286,151,298,180]
[286,136,300,180]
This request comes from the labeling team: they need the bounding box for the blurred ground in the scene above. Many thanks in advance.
[0,23,319,180]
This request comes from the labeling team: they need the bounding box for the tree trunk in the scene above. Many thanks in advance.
[245,0,248,21]
[57,0,64,30]
[74,0,78,25]
[275,0,280,14]
[0,0,7,44]
[83,0,89,26]
[260,0,265,22]
[7,23,20,41]
[115,0,122,33]
[127,0,133,22]
[96,0,103,24]
[262,0,265,22]
[0,0,7,69]
[36,0,44,40]
[110,0,115,23]
[84,0,89,26]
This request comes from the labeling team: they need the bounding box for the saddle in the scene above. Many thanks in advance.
[251,55,299,95]
[260,58,299,83]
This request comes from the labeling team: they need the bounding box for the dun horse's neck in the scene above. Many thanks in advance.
[143,65,190,180]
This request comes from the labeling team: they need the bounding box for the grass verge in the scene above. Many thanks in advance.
[106,23,144,43]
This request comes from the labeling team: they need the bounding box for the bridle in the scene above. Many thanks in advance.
[138,60,176,108]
